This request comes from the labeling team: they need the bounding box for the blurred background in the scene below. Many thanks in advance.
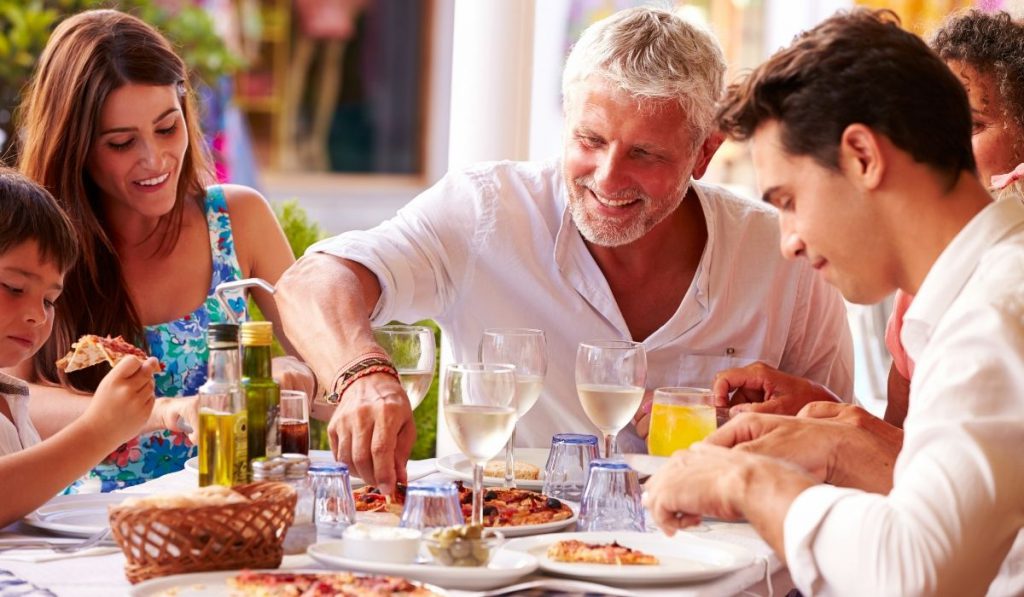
[2,0,1019,453]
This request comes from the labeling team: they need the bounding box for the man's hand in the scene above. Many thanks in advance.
[712,362,839,417]
[707,403,902,494]
[273,356,317,399]
[328,373,416,495]
[642,443,815,557]
[86,357,159,445]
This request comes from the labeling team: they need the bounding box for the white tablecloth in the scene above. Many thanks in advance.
[0,459,793,596]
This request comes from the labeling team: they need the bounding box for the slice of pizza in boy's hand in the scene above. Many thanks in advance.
[56,334,152,373]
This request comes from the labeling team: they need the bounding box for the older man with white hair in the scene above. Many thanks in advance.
[274,6,853,492]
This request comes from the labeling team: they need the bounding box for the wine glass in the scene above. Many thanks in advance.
[479,328,547,489]
[575,340,647,458]
[372,324,436,410]
[443,363,517,525]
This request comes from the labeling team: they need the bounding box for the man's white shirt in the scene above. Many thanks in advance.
[311,160,853,454]
[784,197,1024,596]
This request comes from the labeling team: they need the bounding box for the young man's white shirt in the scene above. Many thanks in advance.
[784,197,1024,596]
[311,160,853,454]
[0,371,41,457]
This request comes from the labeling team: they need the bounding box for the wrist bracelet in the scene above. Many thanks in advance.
[325,354,399,404]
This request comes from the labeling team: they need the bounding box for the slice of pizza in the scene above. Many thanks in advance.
[547,539,660,565]
[353,483,407,515]
[56,335,148,373]
[228,570,440,596]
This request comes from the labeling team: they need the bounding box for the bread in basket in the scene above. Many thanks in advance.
[108,482,297,583]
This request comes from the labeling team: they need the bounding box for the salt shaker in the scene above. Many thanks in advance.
[282,454,315,554]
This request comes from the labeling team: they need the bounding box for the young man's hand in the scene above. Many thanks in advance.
[712,362,839,417]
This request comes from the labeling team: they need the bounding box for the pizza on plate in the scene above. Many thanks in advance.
[55,334,149,372]
[546,539,660,565]
[352,484,407,515]
[352,481,573,527]
[227,570,440,596]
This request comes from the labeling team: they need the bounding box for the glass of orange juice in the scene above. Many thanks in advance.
[647,387,716,456]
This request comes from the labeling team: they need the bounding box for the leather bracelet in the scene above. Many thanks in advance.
[325,355,399,404]
[326,351,389,395]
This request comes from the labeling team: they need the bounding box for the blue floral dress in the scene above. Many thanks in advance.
[90,187,248,491]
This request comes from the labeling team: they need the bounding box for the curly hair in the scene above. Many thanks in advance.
[932,10,1024,139]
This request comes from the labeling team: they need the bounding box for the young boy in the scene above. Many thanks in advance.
[642,10,1024,596]
[0,168,158,526]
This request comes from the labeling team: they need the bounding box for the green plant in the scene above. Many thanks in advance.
[0,0,241,154]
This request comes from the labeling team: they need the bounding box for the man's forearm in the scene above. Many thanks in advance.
[275,253,384,397]
[738,462,817,560]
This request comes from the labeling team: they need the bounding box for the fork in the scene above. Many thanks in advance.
[468,578,637,597]
[0,529,112,553]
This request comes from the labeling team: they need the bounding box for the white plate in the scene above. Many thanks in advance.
[504,531,756,586]
[129,568,448,596]
[23,493,140,538]
[436,448,549,490]
[184,450,367,488]
[497,502,578,537]
[308,541,538,590]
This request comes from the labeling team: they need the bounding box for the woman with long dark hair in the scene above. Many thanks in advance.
[9,9,314,490]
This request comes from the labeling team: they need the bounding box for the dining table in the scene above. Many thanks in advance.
[0,455,795,596]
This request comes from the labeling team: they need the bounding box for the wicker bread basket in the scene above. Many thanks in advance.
[108,481,297,583]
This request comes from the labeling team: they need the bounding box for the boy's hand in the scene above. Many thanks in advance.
[85,357,159,445]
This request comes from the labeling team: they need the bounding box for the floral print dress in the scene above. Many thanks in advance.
[89,186,248,491]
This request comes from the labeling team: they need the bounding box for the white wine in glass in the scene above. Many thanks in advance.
[480,328,547,488]
[575,340,647,458]
[372,324,436,409]
[443,363,517,525]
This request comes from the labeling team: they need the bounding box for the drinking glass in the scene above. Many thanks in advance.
[443,363,517,525]
[575,340,647,458]
[479,328,547,488]
[372,324,436,410]
[398,481,465,530]
[647,387,716,456]
[542,433,599,501]
[577,459,645,532]
[280,390,310,455]
[309,462,357,537]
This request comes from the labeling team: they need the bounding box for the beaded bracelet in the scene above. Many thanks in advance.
[325,355,399,404]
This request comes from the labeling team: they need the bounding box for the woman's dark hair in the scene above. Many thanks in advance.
[718,9,975,186]
[16,9,215,390]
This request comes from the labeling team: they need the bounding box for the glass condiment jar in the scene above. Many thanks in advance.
[282,454,315,554]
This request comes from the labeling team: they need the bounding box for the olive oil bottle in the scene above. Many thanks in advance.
[241,321,281,464]
[197,323,248,486]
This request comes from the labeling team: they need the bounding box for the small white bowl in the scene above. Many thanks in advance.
[341,523,422,564]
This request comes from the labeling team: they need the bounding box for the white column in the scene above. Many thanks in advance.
[447,0,536,170]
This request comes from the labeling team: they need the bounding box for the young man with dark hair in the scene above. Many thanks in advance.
[643,10,1024,595]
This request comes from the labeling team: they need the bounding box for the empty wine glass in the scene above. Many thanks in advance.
[443,363,517,525]
[479,328,547,488]
[575,340,647,458]
[372,324,436,410]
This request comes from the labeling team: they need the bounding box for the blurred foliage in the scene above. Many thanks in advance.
[249,199,440,459]
[0,0,241,154]
[409,319,439,460]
